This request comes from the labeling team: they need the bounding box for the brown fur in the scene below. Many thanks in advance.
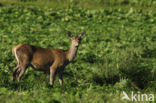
[12,32,85,86]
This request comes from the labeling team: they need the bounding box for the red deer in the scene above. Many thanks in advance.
[12,31,85,86]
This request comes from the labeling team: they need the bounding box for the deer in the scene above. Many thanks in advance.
[12,31,85,87]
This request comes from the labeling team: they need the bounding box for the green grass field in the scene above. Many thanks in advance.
[0,0,156,103]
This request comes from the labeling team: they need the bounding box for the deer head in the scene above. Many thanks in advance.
[68,31,85,47]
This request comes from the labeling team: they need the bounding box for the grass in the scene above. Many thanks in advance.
[0,0,156,103]
[0,0,156,9]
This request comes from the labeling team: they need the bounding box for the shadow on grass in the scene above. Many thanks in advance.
[0,81,33,91]
[92,75,120,86]
[142,48,156,58]
[119,55,153,89]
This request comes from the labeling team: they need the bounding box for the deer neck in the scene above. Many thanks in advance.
[66,43,78,62]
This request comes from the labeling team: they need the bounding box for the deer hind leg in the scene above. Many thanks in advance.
[12,65,19,81]
[17,57,29,82]
[17,65,27,81]
[13,63,28,82]
[12,48,20,81]
[14,50,29,82]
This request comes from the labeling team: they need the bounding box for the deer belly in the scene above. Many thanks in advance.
[31,63,50,71]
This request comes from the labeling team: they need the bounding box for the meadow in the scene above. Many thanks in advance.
[0,0,156,103]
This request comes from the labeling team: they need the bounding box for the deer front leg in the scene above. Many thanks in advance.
[50,65,57,86]
[59,71,63,86]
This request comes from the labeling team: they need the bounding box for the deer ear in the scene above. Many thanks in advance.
[80,32,86,38]
[67,31,73,38]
